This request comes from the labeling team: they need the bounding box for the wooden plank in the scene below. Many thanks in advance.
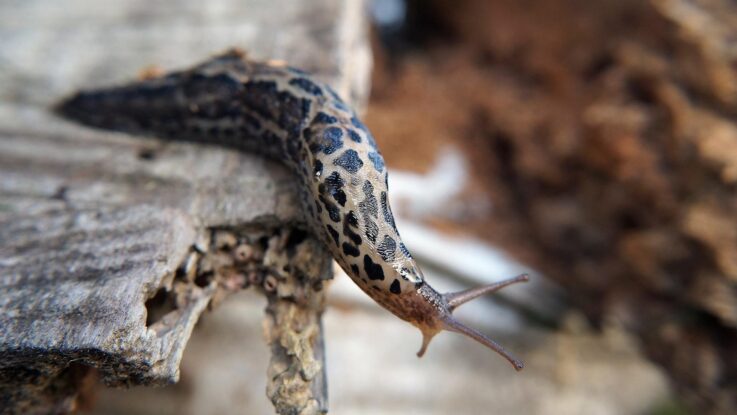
[0,0,371,413]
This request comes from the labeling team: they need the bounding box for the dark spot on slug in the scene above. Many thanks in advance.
[303,126,314,142]
[289,77,323,96]
[351,115,367,132]
[319,195,341,222]
[333,190,347,206]
[350,264,360,276]
[242,80,310,136]
[243,113,262,131]
[309,142,322,154]
[364,218,378,243]
[377,235,396,261]
[347,129,362,143]
[326,205,341,222]
[364,255,384,281]
[399,243,412,259]
[333,149,363,173]
[301,100,312,126]
[313,160,323,177]
[326,225,340,245]
[359,180,378,218]
[260,131,281,145]
[285,132,302,164]
[314,112,337,124]
[342,242,360,257]
[346,210,359,226]
[390,279,401,294]
[325,171,347,206]
[321,127,344,155]
[368,152,384,173]
[381,191,396,231]
[343,211,362,245]
[324,126,343,139]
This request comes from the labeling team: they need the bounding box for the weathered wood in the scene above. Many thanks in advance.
[0,205,203,410]
[0,0,371,413]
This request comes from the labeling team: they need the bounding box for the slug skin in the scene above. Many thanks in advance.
[55,50,527,370]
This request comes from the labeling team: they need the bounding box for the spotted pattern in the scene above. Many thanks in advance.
[343,211,362,246]
[347,129,362,143]
[319,127,343,155]
[326,225,339,245]
[314,112,337,124]
[363,255,384,281]
[368,152,384,173]
[324,171,346,206]
[333,149,363,173]
[399,242,412,259]
[56,50,436,339]
[359,180,378,218]
[288,77,323,96]
[377,235,396,261]
[342,242,360,257]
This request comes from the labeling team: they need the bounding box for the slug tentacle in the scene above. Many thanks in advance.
[54,50,530,370]
[441,315,525,371]
[414,274,529,370]
[445,273,529,311]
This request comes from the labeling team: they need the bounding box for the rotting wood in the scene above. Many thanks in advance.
[0,0,371,413]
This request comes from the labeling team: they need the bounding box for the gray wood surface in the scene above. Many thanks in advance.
[0,0,371,413]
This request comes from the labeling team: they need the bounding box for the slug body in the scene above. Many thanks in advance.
[56,50,527,370]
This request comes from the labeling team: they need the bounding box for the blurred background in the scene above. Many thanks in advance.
[3,0,736,414]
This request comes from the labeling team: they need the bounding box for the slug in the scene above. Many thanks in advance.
[55,50,528,370]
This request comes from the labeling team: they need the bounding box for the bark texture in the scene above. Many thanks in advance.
[0,0,371,413]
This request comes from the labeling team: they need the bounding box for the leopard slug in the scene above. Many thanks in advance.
[55,50,528,370]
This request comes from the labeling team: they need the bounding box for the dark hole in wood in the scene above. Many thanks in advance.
[258,235,270,248]
[50,185,68,201]
[137,147,157,161]
[285,228,309,257]
[145,287,177,326]
[194,271,213,288]
[286,228,308,247]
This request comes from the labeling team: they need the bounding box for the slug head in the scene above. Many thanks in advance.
[414,273,529,371]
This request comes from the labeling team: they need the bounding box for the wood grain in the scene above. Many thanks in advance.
[0,0,371,413]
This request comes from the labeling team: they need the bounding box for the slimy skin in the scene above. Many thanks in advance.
[55,50,528,370]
